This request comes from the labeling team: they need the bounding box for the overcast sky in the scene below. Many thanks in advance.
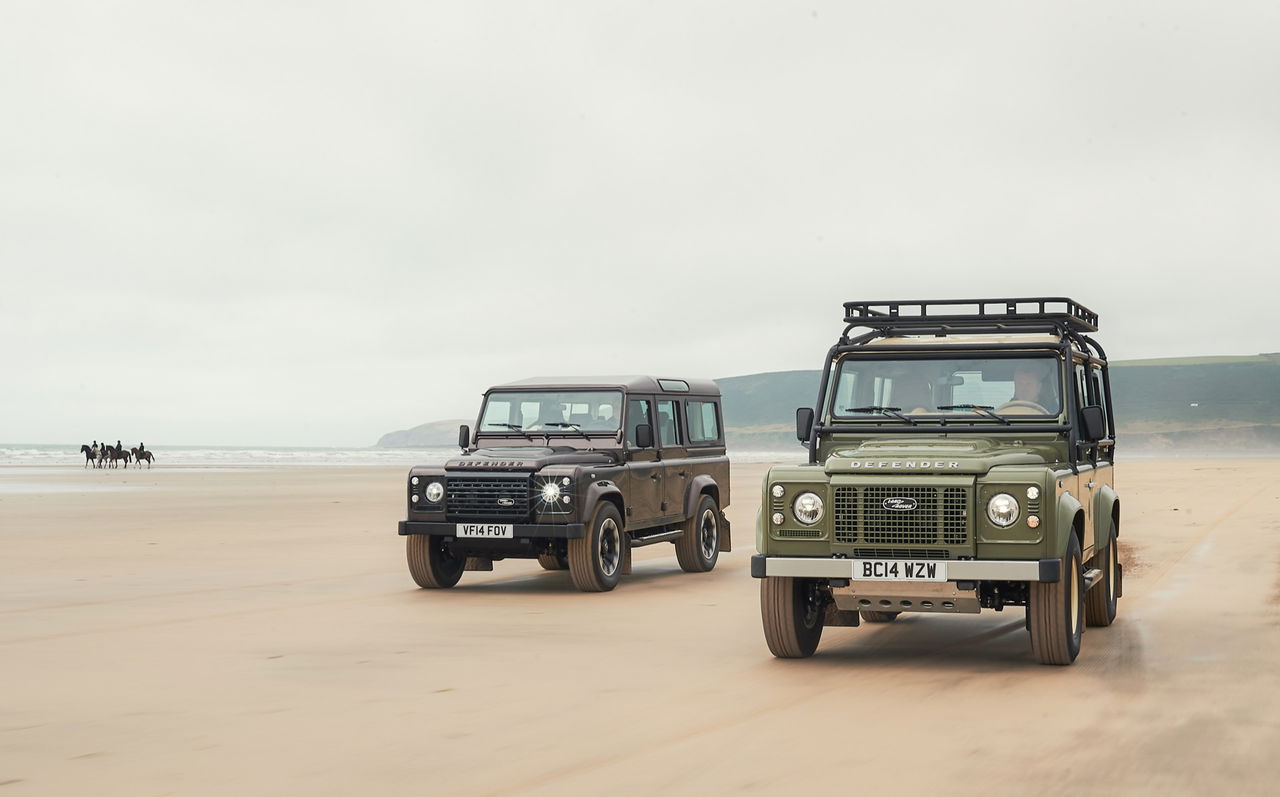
[3,1,1278,446]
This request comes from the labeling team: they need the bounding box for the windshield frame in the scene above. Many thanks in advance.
[826,352,1065,425]
[476,389,625,437]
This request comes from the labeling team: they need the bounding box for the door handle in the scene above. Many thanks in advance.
[677,471,687,478]
[1086,482,1096,488]
[650,473,660,481]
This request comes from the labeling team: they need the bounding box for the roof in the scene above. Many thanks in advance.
[491,375,721,396]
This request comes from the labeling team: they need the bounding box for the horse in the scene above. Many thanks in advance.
[104,446,131,468]
[132,448,154,468]
[81,444,98,468]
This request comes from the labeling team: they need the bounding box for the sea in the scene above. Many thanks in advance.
[0,444,800,468]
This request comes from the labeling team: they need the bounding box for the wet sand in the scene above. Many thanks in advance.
[2,461,1279,795]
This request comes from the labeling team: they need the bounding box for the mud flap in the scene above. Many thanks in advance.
[718,513,732,553]
[824,603,861,627]
[621,536,633,575]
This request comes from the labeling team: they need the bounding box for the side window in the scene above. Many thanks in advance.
[1090,365,1109,420]
[626,399,652,446]
[1073,363,1090,412]
[657,400,681,447]
[687,400,721,444]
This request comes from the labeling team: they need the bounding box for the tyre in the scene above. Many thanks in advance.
[859,610,900,623]
[1029,534,1084,665]
[1085,523,1120,627]
[675,494,720,573]
[406,535,465,589]
[537,552,568,571]
[760,576,825,658]
[568,502,624,592]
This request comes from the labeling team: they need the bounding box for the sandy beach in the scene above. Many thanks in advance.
[3,460,1279,795]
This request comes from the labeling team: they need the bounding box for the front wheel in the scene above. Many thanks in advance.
[406,535,465,589]
[675,495,720,573]
[1029,534,1084,665]
[568,503,624,592]
[760,577,825,658]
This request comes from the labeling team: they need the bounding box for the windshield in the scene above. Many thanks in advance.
[830,356,1062,420]
[479,390,623,434]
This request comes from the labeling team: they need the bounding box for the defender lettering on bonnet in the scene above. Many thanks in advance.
[847,460,960,469]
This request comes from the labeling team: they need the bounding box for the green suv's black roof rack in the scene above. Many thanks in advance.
[842,297,1099,334]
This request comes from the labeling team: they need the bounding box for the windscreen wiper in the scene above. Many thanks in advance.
[843,406,916,425]
[546,422,590,440]
[492,423,535,441]
[937,404,1010,424]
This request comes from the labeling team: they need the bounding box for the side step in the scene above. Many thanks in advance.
[629,529,683,548]
[1083,568,1103,591]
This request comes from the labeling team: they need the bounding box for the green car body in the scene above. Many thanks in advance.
[752,298,1122,665]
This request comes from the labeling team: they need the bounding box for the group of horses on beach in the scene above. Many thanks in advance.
[81,442,155,469]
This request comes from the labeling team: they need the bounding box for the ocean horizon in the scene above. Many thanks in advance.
[0,443,805,468]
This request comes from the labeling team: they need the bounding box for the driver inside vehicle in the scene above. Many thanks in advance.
[998,362,1053,414]
[526,401,566,431]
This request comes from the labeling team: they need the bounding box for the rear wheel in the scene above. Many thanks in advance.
[406,535,465,589]
[537,551,568,571]
[568,503,624,592]
[859,610,900,623]
[1029,534,1084,665]
[761,577,825,658]
[675,495,720,573]
[1085,523,1120,627]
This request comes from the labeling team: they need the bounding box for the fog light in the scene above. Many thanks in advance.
[562,495,571,504]
[1027,515,1040,528]
[411,495,419,503]
[771,512,784,526]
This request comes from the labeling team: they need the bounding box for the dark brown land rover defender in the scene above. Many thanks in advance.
[397,376,731,592]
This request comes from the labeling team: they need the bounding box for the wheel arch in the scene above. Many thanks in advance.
[582,481,626,528]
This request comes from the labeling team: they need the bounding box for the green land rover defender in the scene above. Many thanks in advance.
[752,298,1121,665]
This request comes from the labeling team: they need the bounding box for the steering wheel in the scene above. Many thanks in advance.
[995,400,1050,414]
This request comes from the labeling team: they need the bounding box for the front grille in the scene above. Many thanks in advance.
[831,486,970,548]
[446,476,531,521]
[853,547,952,560]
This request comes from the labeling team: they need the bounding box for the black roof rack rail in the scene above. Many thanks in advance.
[842,297,1099,334]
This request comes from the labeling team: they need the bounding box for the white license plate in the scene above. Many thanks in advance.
[851,559,947,582]
[456,523,513,539]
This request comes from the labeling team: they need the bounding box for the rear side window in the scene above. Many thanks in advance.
[657,399,681,447]
[687,400,721,444]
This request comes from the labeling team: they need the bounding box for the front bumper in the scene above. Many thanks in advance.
[750,554,1061,583]
[398,520,586,539]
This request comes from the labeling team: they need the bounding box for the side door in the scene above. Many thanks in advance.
[1071,358,1096,556]
[623,396,663,528]
[1088,361,1116,539]
[656,398,687,520]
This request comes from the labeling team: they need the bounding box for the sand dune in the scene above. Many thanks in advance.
[2,461,1278,795]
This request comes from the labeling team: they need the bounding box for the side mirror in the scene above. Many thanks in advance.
[796,407,815,442]
[634,423,654,449]
[1079,406,1106,442]
[458,424,471,451]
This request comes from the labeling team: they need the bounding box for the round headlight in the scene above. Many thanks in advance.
[424,482,445,503]
[987,493,1020,527]
[770,484,785,499]
[541,481,562,502]
[793,492,824,525]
